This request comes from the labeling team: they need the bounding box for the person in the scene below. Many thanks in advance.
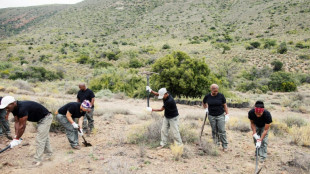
[248,101,272,162]
[56,100,92,150]
[0,96,12,141]
[0,96,53,166]
[202,84,230,152]
[77,83,95,134]
[146,86,183,148]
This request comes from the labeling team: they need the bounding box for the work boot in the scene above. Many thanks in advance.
[72,145,81,150]
[31,161,42,167]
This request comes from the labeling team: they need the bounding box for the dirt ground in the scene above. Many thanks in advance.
[0,93,309,174]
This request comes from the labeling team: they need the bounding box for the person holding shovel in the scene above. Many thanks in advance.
[202,84,230,152]
[248,101,272,162]
[146,86,183,148]
[0,96,53,166]
[77,83,95,134]
[0,96,12,142]
[56,100,92,150]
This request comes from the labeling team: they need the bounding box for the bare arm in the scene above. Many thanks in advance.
[223,103,229,114]
[91,98,95,107]
[5,111,10,121]
[15,116,28,139]
[150,90,159,96]
[259,124,270,141]
[77,98,80,102]
[250,120,256,135]
[203,103,208,109]
[66,111,74,124]
[152,106,165,112]
[78,116,83,129]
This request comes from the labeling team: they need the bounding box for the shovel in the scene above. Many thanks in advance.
[199,112,208,147]
[255,147,263,174]
[78,129,92,147]
[0,145,10,153]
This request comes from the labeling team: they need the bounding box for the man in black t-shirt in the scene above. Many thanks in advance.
[0,96,53,166]
[56,100,92,149]
[248,101,272,161]
[202,84,230,152]
[77,83,95,134]
[0,96,12,141]
[146,86,183,148]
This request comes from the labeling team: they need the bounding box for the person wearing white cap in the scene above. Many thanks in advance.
[146,86,183,148]
[0,96,12,141]
[0,96,53,166]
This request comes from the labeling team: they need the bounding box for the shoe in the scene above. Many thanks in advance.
[156,145,165,150]
[72,145,81,150]
[44,155,53,161]
[223,148,228,152]
[32,161,42,167]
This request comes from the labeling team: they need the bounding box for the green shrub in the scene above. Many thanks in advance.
[77,55,90,64]
[263,39,277,49]
[298,54,310,60]
[162,44,171,49]
[283,116,307,128]
[250,41,261,48]
[271,60,283,71]
[295,42,309,49]
[277,42,288,54]
[151,51,212,98]
[9,66,63,82]
[268,72,297,92]
[95,89,114,98]
[246,45,255,50]
[129,58,143,68]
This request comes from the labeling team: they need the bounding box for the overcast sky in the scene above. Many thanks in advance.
[0,0,84,9]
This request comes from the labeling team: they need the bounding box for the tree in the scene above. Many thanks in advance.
[151,51,211,98]
[268,72,297,92]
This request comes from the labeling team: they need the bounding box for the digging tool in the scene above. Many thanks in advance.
[78,129,92,147]
[0,122,13,140]
[255,147,259,173]
[140,71,159,107]
[199,112,208,147]
[0,145,10,153]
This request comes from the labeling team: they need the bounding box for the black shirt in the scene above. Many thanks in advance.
[248,109,272,127]
[203,93,226,116]
[58,102,85,119]
[163,94,179,119]
[77,88,95,108]
[12,101,50,122]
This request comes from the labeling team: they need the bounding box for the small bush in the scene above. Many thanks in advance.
[162,44,171,49]
[66,86,79,94]
[270,120,289,136]
[9,66,63,82]
[250,41,261,48]
[271,60,283,71]
[298,55,310,60]
[5,86,18,93]
[198,139,220,156]
[245,45,255,50]
[13,80,34,92]
[226,117,251,132]
[129,58,143,68]
[283,116,307,128]
[263,39,277,49]
[170,143,184,161]
[277,42,288,54]
[268,72,297,92]
[76,55,90,64]
[290,125,310,147]
[95,89,114,98]
[295,42,309,49]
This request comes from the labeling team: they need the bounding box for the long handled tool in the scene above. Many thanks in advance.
[199,112,208,146]
[78,129,92,147]
[0,145,10,153]
[255,146,263,174]
[147,74,150,107]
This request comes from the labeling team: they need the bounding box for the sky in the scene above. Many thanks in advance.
[0,0,84,9]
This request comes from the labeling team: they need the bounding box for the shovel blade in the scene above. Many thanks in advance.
[82,141,92,147]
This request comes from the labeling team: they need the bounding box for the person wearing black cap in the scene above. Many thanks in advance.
[248,101,272,161]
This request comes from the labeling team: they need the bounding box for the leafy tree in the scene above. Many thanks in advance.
[271,60,283,71]
[129,58,143,68]
[268,72,297,92]
[151,51,211,98]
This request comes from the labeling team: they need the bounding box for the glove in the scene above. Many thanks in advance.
[10,138,22,148]
[205,108,209,114]
[146,107,152,112]
[256,140,261,148]
[78,129,83,136]
[253,133,260,140]
[225,114,230,122]
[72,122,79,129]
[146,86,152,92]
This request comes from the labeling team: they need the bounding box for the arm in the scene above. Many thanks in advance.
[77,98,80,102]
[91,98,95,107]
[258,124,271,141]
[223,103,229,115]
[203,103,208,109]
[250,120,256,135]
[78,116,83,129]
[152,106,165,112]
[15,116,28,139]
[150,90,159,96]
[5,111,10,121]
[66,111,74,124]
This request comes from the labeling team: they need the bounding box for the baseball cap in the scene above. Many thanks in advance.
[0,96,16,109]
[81,100,92,109]
[158,88,167,99]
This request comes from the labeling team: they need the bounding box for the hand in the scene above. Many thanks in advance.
[256,140,261,148]
[146,107,152,112]
[205,108,209,114]
[78,129,83,136]
[253,133,260,140]
[146,86,152,93]
[72,122,79,129]
[10,138,22,148]
[225,114,230,122]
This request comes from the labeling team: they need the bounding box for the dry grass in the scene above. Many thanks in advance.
[170,143,184,161]
[198,139,220,156]
[226,117,251,132]
[290,124,310,147]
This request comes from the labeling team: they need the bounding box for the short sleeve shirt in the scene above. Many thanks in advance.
[58,102,85,118]
[163,94,179,119]
[12,101,50,122]
[202,93,226,116]
[77,89,95,108]
[248,109,272,127]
